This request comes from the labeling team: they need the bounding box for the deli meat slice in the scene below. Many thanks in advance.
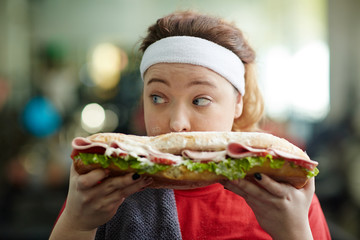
[72,137,183,165]
[72,137,108,151]
[147,149,183,165]
[181,150,227,162]
[227,142,318,170]
[270,148,318,170]
[227,142,269,158]
[71,137,108,158]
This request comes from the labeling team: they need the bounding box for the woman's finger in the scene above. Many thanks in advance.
[252,173,289,198]
[223,177,273,201]
[75,167,110,191]
[104,177,153,204]
[120,175,153,198]
[91,174,153,214]
[99,173,153,197]
[302,176,315,193]
[299,177,315,206]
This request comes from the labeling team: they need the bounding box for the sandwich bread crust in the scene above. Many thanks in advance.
[73,131,317,189]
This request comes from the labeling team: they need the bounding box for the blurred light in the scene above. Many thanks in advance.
[103,109,119,132]
[262,41,329,121]
[81,103,105,133]
[79,63,95,87]
[23,152,44,176]
[291,42,329,119]
[262,46,291,121]
[22,96,62,137]
[89,43,128,90]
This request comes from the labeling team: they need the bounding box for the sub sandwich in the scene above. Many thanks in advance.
[71,131,319,189]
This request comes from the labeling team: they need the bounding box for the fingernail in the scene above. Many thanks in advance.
[254,173,262,181]
[132,173,140,180]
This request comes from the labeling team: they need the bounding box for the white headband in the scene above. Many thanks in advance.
[140,36,245,95]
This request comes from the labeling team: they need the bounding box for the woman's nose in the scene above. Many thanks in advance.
[169,105,191,132]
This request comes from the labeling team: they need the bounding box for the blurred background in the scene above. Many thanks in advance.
[0,0,359,239]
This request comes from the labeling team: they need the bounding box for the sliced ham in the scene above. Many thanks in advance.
[227,142,269,158]
[106,142,128,157]
[182,150,227,162]
[147,148,183,165]
[271,148,318,170]
[72,136,318,170]
[72,137,108,150]
[227,142,318,170]
[71,137,183,166]
[71,137,108,158]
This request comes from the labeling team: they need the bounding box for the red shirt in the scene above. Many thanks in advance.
[56,184,330,239]
[174,183,331,240]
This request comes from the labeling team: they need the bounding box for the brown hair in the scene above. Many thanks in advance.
[140,10,264,131]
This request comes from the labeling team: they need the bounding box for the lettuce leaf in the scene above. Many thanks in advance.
[75,153,169,175]
[75,152,319,180]
[306,167,320,178]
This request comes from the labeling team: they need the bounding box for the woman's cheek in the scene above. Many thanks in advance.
[145,114,166,136]
[148,126,163,136]
[199,111,234,131]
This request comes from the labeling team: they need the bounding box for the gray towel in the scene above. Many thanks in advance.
[95,188,182,240]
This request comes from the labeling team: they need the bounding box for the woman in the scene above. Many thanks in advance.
[50,11,330,239]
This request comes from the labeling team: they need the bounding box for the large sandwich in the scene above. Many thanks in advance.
[71,131,319,189]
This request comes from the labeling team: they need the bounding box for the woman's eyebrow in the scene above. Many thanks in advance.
[187,80,216,88]
[147,78,170,86]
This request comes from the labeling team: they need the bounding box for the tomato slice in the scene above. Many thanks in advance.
[151,156,176,165]
[118,152,128,157]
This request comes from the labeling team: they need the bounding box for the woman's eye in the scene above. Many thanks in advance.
[193,97,211,106]
[151,95,166,104]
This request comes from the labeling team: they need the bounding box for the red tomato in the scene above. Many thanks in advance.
[151,157,176,165]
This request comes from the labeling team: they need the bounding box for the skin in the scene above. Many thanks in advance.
[143,63,243,135]
[50,63,314,240]
[223,175,314,240]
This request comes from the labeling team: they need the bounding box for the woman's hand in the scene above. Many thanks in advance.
[50,163,152,239]
[222,174,315,240]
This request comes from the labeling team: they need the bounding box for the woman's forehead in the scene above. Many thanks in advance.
[144,63,227,85]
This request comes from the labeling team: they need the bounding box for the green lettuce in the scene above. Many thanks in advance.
[75,153,169,175]
[306,167,320,178]
[75,153,318,180]
[183,155,285,180]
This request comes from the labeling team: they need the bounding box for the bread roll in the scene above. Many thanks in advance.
[72,131,319,189]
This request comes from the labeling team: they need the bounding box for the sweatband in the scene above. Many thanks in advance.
[140,36,245,95]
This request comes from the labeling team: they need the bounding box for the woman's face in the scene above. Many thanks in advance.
[143,63,243,136]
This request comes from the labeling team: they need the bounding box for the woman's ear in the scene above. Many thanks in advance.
[234,94,243,119]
